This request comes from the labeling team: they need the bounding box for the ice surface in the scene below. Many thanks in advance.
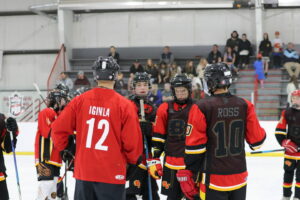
[4,155,285,200]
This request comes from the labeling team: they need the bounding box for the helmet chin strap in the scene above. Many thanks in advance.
[292,104,300,110]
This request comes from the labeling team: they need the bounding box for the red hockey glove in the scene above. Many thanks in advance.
[176,170,199,200]
[282,139,298,154]
[146,158,163,180]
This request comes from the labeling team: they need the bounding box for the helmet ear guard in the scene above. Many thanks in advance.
[92,56,120,81]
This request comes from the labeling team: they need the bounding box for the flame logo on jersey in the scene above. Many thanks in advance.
[162,181,170,189]
[134,180,141,188]
[144,104,153,114]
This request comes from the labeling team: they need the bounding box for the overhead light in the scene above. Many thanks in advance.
[278,0,300,6]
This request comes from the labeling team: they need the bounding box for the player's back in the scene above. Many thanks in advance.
[67,88,142,184]
[197,93,248,175]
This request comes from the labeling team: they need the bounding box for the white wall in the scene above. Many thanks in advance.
[0,54,57,90]
[0,0,51,12]
[0,16,59,50]
[72,9,300,48]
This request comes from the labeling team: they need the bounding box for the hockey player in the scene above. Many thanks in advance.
[126,72,159,200]
[34,88,69,200]
[176,63,266,200]
[275,90,300,200]
[148,74,195,200]
[0,116,18,200]
[51,56,143,200]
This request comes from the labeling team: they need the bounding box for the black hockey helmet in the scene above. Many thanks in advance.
[132,72,151,89]
[204,62,232,94]
[92,56,120,81]
[55,83,69,96]
[47,89,68,110]
[170,74,192,104]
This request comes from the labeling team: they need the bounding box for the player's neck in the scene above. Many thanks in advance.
[97,81,115,89]
[214,88,228,94]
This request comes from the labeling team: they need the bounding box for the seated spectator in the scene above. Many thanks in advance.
[114,72,127,96]
[169,62,181,80]
[162,83,173,102]
[226,30,242,66]
[254,54,265,88]
[74,71,91,88]
[196,58,208,90]
[238,33,252,69]
[272,31,284,68]
[182,60,196,77]
[207,44,222,64]
[283,42,300,78]
[224,46,238,76]
[287,75,300,106]
[158,62,170,84]
[56,72,73,90]
[108,46,120,64]
[160,46,174,65]
[128,59,144,90]
[259,33,272,77]
[149,84,162,107]
[145,58,159,84]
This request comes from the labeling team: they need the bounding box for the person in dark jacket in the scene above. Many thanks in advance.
[74,71,91,88]
[226,31,242,66]
[259,33,272,76]
[108,46,120,64]
[238,33,252,69]
[207,44,222,64]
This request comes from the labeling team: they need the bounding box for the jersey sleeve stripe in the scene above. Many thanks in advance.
[185,147,206,154]
[275,131,287,135]
[152,137,165,143]
[249,134,266,150]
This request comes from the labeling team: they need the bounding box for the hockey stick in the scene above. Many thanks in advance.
[9,131,22,200]
[250,149,284,154]
[63,160,69,200]
[140,99,153,200]
[33,83,47,106]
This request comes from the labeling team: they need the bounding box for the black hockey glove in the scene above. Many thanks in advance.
[37,162,54,181]
[6,117,18,133]
[60,149,75,171]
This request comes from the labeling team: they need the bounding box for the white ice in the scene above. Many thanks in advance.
[4,155,285,200]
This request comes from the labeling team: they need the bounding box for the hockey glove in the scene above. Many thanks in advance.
[37,162,54,181]
[176,170,199,200]
[146,158,163,180]
[6,117,18,133]
[282,139,298,154]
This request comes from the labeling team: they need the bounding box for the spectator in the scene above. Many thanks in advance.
[57,72,73,90]
[145,58,159,84]
[283,42,300,78]
[74,71,91,88]
[162,83,173,102]
[272,31,284,68]
[207,44,222,64]
[196,58,208,90]
[108,46,120,64]
[129,59,144,90]
[191,83,202,100]
[114,72,127,96]
[254,54,265,88]
[182,60,196,77]
[149,83,162,106]
[169,62,181,80]
[238,33,252,69]
[287,75,300,106]
[226,30,242,66]
[224,46,238,76]
[160,46,174,64]
[259,33,272,77]
[158,62,170,84]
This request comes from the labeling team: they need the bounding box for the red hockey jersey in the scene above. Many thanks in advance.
[185,94,266,192]
[52,88,143,184]
[34,108,62,166]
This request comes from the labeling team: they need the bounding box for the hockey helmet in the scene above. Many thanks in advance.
[92,56,120,81]
[55,83,69,95]
[170,74,192,104]
[132,72,151,89]
[204,63,232,94]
